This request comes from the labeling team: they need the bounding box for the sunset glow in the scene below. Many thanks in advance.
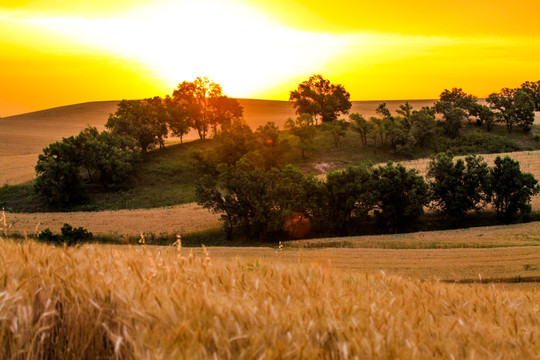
[1,0,540,116]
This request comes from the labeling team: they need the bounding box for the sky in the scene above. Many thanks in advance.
[1,0,540,116]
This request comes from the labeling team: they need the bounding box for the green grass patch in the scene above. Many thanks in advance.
[1,123,539,213]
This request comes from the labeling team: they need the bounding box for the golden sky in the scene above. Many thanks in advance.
[1,0,540,116]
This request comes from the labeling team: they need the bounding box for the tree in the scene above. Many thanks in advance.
[318,165,376,235]
[163,95,191,144]
[410,107,436,148]
[427,152,490,223]
[35,137,82,206]
[438,88,478,117]
[322,119,348,148]
[205,119,257,167]
[106,99,167,151]
[172,77,224,140]
[35,127,141,206]
[144,96,170,148]
[371,162,429,232]
[396,101,413,129]
[285,114,316,159]
[434,102,466,138]
[350,113,369,146]
[489,156,539,221]
[487,88,535,132]
[196,159,317,240]
[375,102,392,119]
[513,90,536,132]
[208,95,243,135]
[255,122,289,170]
[289,74,351,124]
[521,80,540,111]
[76,127,140,186]
[470,104,496,131]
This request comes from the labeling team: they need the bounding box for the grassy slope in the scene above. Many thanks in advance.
[1,99,539,213]
[0,98,437,185]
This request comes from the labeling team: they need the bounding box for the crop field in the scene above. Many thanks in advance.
[3,203,220,237]
[0,238,538,359]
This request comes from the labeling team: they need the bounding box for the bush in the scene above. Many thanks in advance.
[35,127,140,207]
[427,152,490,223]
[38,224,93,246]
[371,162,430,232]
[490,156,540,222]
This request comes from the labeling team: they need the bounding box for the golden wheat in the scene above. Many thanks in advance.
[6,203,220,237]
[0,239,539,359]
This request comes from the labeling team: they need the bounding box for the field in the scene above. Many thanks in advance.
[2,100,540,359]
[0,99,441,186]
[0,238,539,359]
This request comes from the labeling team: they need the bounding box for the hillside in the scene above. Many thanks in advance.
[0,98,439,185]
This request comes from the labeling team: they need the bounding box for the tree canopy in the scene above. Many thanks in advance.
[289,74,351,124]
[487,88,535,132]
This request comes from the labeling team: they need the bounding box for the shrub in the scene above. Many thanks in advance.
[427,152,490,223]
[38,224,93,246]
[489,156,540,221]
[371,162,430,232]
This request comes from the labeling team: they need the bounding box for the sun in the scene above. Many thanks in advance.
[18,0,348,98]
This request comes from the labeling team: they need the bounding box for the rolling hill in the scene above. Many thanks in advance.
[0,98,438,185]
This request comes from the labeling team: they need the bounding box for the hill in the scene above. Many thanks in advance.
[0,98,439,185]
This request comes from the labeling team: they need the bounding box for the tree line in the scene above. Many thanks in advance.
[196,151,539,240]
[34,75,539,212]
[34,77,243,206]
[286,76,539,159]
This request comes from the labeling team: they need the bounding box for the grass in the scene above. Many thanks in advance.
[0,238,538,359]
[3,121,540,214]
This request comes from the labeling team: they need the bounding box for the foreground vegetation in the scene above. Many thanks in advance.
[0,239,538,359]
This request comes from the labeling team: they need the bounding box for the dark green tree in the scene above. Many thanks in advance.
[322,119,348,148]
[76,127,140,186]
[521,80,540,110]
[289,74,352,124]
[396,101,413,130]
[318,165,376,235]
[489,156,539,221]
[470,104,496,131]
[375,102,392,119]
[196,158,316,240]
[255,122,289,170]
[35,137,82,206]
[371,162,430,232]
[35,127,141,206]
[487,88,535,132]
[438,88,478,117]
[410,107,436,148]
[427,152,490,223]
[285,114,316,159]
[434,101,466,138]
[106,99,167,151]
[207,119,257,167]
[350,113,369,146]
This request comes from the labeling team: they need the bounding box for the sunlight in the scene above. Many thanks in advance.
[15,0,350,97]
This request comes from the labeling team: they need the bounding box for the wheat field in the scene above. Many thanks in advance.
[4,203,221,237]
[0,238,538,359]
